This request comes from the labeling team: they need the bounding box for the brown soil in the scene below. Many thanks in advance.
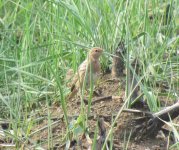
[29,73,178,150]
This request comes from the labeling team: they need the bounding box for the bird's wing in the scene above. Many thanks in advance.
[78,60,88,72]
[71,60,88,91]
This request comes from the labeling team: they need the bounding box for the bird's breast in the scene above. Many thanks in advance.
[91,61,100,73]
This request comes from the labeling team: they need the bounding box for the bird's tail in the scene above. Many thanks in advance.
[67,87,78,100]
[66,69,75,87]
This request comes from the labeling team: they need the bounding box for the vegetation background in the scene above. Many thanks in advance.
[0,0,178,149]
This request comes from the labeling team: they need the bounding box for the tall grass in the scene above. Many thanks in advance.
[0,0,178,149]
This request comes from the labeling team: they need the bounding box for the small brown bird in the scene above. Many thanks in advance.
[68,47,103,99]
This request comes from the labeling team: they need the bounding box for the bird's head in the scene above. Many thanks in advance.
[89,47,103,59]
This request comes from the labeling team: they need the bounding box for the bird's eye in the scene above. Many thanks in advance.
[95,50,98,52]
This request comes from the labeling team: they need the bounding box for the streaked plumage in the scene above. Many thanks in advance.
[68,47,103,99]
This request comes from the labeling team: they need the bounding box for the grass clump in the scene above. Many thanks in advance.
[0,0,178,149]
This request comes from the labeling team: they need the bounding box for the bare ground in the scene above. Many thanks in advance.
[29,73,178,150]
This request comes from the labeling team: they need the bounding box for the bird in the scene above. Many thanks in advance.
[67,47,103,100]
